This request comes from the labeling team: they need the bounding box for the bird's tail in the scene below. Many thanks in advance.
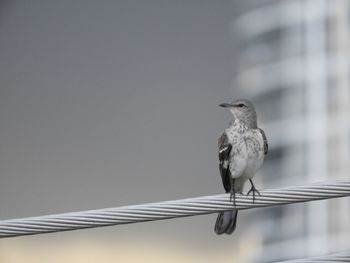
[214,210,238,235]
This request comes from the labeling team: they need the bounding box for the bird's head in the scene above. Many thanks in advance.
[219,99,257,128]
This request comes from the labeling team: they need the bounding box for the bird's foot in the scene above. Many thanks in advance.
[229,190,236,207]
[247,185,261,203]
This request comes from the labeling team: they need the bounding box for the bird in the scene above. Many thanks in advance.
[214,99,268,235]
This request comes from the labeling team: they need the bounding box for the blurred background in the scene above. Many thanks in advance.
[0,0,349,262]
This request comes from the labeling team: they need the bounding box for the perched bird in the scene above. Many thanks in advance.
[214,99,268,235]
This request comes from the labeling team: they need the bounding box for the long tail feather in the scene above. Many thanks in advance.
[214,210,238,235]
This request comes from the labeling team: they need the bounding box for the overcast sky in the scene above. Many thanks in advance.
[0,0,250,258]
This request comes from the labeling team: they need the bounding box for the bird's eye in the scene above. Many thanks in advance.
[237,103,245,107]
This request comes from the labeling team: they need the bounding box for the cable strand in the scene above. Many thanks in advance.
[0,180,350,238]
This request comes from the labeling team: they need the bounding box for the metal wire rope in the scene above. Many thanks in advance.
[0,180,349,238]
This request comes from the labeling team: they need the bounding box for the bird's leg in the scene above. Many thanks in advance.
[247,179,261,203]
[230,178,236,207]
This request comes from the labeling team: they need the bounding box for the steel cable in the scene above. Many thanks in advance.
[0,180,350,238]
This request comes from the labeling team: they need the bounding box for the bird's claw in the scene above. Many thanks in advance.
[247,186,261,203]
[230,190,236,207]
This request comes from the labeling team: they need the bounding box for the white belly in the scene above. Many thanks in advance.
[228,130,265,179]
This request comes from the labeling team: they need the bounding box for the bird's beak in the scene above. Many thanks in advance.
[219,103,233,108]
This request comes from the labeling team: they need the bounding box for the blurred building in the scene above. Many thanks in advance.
[231,0,350,262]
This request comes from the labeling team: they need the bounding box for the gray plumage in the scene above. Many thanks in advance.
[215,99,268,235]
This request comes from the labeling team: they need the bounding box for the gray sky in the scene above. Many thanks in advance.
[0,0,245,254]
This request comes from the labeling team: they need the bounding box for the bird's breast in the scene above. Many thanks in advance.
[226,128,265,178]
[228,131,263,156]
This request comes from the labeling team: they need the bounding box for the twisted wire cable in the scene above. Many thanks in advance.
[1,180,350,238]
[274,251,350,262]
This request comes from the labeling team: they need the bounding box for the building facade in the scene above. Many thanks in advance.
[231,0,350,261]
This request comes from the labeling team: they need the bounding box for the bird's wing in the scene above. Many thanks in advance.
[258,128,268,155]
[218,132,232,193]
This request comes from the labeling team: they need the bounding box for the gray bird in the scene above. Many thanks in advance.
[215,99,268,235]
